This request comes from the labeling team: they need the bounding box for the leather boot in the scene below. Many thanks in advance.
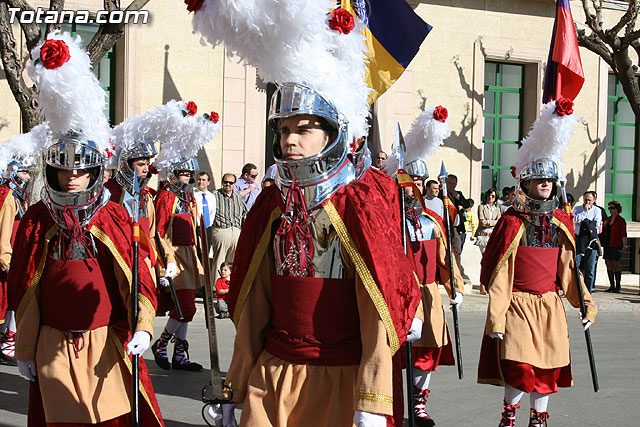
[614,271,622,293]
[0,331,17,366]
[528,409,549,427]
[499,401,519,427]
[151,329,173,370]
[605,271,615,292]
[413,387,435,426]
[172,338,203,371]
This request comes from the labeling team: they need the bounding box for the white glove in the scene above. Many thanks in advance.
[450,292,463,306]
[164,262,178,279]
[127,331,151,356]
[489,332,504,340]
[158,277,171,288]
[353,410,387,427]
[580,313,592,331]
[406,318,423,343]
[18,360,37,381]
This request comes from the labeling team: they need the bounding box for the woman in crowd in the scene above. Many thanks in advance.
[602,200,627,293]
[476,187,502,294]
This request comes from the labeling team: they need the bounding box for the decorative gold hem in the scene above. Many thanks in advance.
[489,224,524,286]
[356,391,393,405]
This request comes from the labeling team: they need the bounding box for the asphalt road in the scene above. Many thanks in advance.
[1,296,639,426]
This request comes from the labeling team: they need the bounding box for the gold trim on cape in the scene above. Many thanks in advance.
[89,225,133,291]
[16,225,59,323]
[232,206,282,325]
[552,216,575,249]
[488,223,525,286]
[324,201,401,355]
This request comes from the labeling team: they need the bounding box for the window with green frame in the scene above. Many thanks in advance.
[482,62,523,193]
[58,23,116,123]
[605,74,637,218]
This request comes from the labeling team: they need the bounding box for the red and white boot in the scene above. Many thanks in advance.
[151,329,172,370]
[413,387,435,426]
[528,409,549,427]
[172,338,203,371]
[0,331,17,366]
[499,401,520,427]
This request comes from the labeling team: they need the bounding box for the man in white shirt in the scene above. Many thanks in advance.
[194,171,217,260]
[423,179,445,219]
[573,190,602,292]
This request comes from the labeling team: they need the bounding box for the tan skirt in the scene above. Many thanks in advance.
[413,282,449,349]
[241,351,359,427]
[500,291,570,369]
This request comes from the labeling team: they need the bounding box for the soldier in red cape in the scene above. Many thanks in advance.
[9,31,164,426]
[0,151,37,366]
[477,100,597,427]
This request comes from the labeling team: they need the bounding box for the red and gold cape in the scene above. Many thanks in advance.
[228,181,421,355]
[7,199,163,426]
[480,206,575,289]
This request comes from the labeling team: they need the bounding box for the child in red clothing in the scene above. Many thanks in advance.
[215,262,231,318]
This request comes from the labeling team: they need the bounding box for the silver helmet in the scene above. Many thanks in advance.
[115,141,157,194]
[405,159,429,181]
[42,132,108,229]
[513,157,561,216]
[268,82,355,210]
[6,154,37,206]
[352,138,372,180]
[165,157,198,202]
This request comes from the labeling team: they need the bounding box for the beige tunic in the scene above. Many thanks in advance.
[0,191,18,272]
[414,224,464,349]
[485,229,598,368]
[226,252,394,425]
[15,243,155,424]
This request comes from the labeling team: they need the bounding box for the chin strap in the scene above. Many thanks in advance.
[275,182,315,277]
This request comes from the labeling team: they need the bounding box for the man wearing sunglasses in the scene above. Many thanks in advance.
[235,162,260,210]
[211,173,247,283]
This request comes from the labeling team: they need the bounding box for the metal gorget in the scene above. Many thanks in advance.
[42,186,110,231]
[406,209,437,242]
[52,230,99,260]
[352,143,372,180]
[165,181,193,211]
[275,157,356,211]
[520,218,558,248]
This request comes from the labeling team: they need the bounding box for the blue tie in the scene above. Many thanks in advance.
[202,193,211,228]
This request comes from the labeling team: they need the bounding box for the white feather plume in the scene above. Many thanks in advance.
[27,31,111,156]
[382,107,451,176]
[191,0,371,139]
[513,100,580,176]
[0,123,51,175]
[151,101,221,179]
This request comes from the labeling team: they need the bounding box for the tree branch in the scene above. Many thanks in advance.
[86,0,150,67]
[45,0,65,36]
[6,0,42,51]
[0,2,41,131]
[577,25,617,71]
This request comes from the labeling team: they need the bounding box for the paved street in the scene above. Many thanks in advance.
[1,289,639,426]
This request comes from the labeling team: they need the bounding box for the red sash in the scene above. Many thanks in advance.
[512,246,559,295]
[265,275,361,366]
[409,239,437,284]
[40,256,125,331]
[172,213,195,246]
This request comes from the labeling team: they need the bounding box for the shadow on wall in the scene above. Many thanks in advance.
[408,0,556,18]
[564,120,601,198]
[163,45,215,187]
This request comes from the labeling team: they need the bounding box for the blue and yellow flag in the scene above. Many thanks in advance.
[340,0,432,104]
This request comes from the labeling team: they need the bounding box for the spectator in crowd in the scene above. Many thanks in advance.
[262,178,275,189]
[235,162,260,210]
[423,179,444,219]
[374,151,387,169]
[441,174,467,273]
[215,262,232,318]
[476,188,501,294]
[593,191,608,233]
[194,171,216,257]
[602,201,627,293]
[262,163,277,187]
[573,191,602,293]
[103,168,112,182]
[461,198,478,249]
[212,173,247,281]
[497,186,515,213]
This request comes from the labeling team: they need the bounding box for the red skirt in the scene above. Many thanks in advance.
[412,342,455,371]
[501,360,572,394]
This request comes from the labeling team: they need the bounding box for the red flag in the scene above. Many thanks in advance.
[542,0,584,102]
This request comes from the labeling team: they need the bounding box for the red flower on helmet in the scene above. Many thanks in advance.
[149,165,158,175]
[207,111,220,123]
[40,39,71,70]
[329,8,355,35]
[185,101,198,116]
[433,105,448,122]
[511,166,517,178]
[184,0,204,13]
[555,97,574,117]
